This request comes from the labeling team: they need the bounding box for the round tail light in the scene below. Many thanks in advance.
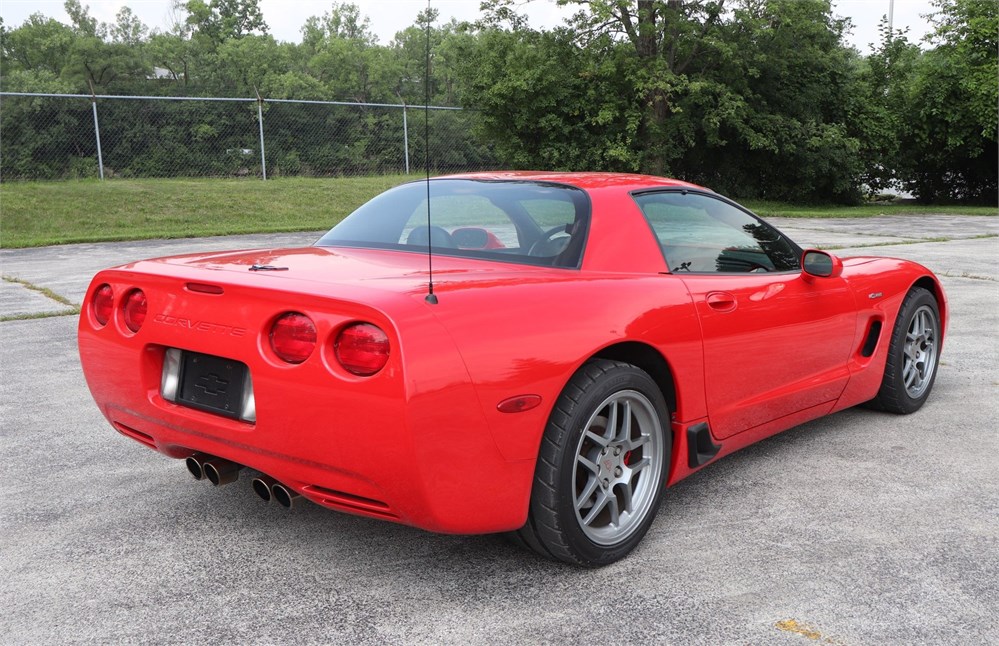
[270,312,317,364]
[122,289,148,332]
[92,284,114,326]
[335,323,389,376]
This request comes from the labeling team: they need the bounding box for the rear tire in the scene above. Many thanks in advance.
[512,359,671,566]
[871,286,941,414]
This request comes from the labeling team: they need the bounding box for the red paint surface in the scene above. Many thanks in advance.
[78,172,946,534]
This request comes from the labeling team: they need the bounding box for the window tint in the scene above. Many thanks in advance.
[633,192,800,273]
[317,180,589,268]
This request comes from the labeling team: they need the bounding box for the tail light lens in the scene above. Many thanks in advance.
[122,289,148,332]
[92,284,114,326]
[335,323,389,376]
[270,312,317,364]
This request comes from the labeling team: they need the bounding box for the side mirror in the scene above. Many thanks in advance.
[802,249,843,280]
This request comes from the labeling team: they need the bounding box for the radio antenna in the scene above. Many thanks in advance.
[423,0,438,305]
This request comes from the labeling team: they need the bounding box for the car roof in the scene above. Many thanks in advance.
[438,171,709,194]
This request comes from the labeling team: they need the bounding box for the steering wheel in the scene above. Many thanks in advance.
[528,225,571,257]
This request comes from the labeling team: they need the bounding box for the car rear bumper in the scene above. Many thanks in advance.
[78,270,536,535]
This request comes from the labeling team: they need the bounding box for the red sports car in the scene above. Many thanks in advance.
[78,172,945,566]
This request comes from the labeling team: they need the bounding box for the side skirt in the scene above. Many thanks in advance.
[686,422,721,468]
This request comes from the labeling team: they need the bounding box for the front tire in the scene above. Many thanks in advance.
[513,359,671,566]
[871,286,941,414]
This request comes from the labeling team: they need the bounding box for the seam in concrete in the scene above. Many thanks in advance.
[1,275,80,322]
[824,234,998,251]
[787,225,928,240]
[937,271,998,283]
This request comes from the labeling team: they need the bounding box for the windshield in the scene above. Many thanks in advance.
[316,179,590,268]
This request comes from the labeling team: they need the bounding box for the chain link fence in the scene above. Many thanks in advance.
[0,92,497,181]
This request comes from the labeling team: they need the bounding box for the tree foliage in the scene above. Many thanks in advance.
[460,0,870,201]
[0,0,995,203]
[185,0,269,44]
[895,0,998,202]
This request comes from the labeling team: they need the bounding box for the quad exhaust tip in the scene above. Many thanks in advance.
[251,475,301,509]
[185,453,242,486]
[190,457,300,508]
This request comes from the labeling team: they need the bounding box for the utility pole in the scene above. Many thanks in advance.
[888,0,895,32]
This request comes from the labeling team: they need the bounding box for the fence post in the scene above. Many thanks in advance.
[255,88,267,180]
[402,104,410,175]
[89,82,105,180]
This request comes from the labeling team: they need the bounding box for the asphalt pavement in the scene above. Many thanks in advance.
[1,216,997,644]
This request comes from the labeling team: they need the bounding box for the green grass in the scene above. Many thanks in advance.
[0,177,994,248]
[1,175,409,248]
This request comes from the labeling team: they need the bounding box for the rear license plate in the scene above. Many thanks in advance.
[177,351,247,419]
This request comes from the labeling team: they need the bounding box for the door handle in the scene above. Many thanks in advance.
[706,291,737,312]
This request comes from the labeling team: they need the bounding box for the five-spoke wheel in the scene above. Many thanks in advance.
[512,359,670,566]
[572,391,666,546]
[902,304,938,399]
[872,286,941,414]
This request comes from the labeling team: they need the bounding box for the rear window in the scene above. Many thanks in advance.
[316,179,590,268]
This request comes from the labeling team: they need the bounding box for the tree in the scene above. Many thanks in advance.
[462,0,867,201]
[851,20,921,195]
[210,34,287,92]
[59,1,150,91]
[147,32,195,85]
[301,1,376,49]
[1,13,76,75]
[685,0,864,201]
[451,24,644,170]
[110,7,149,45]
[63,0,101,38]
[556,0,728,175]
[300,2,387,103]
[185,0,268,45]
[898,0,997,202]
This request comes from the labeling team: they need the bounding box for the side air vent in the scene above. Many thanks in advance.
[860,320,883,358]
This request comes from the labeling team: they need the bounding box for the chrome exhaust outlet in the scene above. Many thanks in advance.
[271,482,302,509]
[185,454,207,481]
[202,458,242,486]
[251,476,277,502]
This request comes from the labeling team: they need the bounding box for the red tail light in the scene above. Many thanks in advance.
[270,312,317,364]
[122,289,147,332]
[92,284,114,326]
[335,323,389,376]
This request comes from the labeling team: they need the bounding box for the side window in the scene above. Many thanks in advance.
[633,192,800,273]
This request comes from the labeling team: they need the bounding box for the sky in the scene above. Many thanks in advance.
[0,0,938,54]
